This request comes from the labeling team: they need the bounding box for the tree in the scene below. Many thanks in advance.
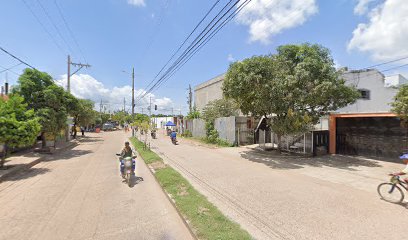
[0,95,41,168]
[67,97,96,137]
[391,84,408,126]
[14,68,70,147]
[112,110,128,125]
[223,43,359,152]
[186,106,201,120]
[201,98,239,122]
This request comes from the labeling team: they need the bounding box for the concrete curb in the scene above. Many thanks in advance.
[0,141,78,183]
[137,153,198,240]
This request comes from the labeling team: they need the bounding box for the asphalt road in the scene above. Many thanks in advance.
[0,131,193,240]
[150,130,408,240]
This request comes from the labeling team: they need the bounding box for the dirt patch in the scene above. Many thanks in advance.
[177,184,189,196]
[149,161,167,170]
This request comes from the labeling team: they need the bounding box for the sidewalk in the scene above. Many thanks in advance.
[0,139,78,182]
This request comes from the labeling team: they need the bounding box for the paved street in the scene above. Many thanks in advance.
[0,131,193,240]
[150,131,408,240]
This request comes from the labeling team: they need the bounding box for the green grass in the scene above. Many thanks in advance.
[193,137,235,147]
[130,137,251,240]
[130,137,162,164]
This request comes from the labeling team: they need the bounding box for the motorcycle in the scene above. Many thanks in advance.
[171,136,178,145]
[116,154,136,187]
[151,130,157,139]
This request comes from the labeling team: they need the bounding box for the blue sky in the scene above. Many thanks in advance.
[1,0,407,114]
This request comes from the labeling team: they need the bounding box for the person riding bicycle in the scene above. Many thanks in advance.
[119,141,136,177]
[391,154,408,184]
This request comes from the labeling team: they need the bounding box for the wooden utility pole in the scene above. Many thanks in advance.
[188,84,192,113]
[132,67,135,137]
[67,55,71,92]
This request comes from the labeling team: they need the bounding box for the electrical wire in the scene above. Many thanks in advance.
[21,0,66,55]
[153,0,252,93]
[134,0,222,100]
[0,63,23,74]
[138,0,250,100]
[54,0,87,62]
[0,46,36,69]
[35,0,76,56]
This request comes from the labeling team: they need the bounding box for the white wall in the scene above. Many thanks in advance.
[385,74,408,87]
[194,74,225,111]
[336,69,398,114]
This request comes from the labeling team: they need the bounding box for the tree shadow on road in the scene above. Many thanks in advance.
[76,136,104,145]
[240,149,382,171]
[2,167,50,182]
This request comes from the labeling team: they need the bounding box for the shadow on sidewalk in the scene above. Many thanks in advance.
[2,167,50,182]
[76,135,104,144]
[240,149,382,171]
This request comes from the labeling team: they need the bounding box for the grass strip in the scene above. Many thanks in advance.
[130,137,162,164]
[130,137,251,240]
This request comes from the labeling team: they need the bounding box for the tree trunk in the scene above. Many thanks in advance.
[41,132,46,148]
[276,134,282,154]
[0,144,6,169]
[73,124,77,139]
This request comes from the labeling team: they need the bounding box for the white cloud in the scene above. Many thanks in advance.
[55,74,173,112]
[236,0,318,44]
[348,0,408,61]
[127,0,146,7]
[227,54,235,62]
[354,0,376,15]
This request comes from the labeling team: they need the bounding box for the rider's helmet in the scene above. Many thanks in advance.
[125,141,130,145]
[399,153,408,163]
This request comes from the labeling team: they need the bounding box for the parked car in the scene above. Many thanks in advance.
[102,123,114,131]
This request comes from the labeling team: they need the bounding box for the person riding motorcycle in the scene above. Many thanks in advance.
[170,130,177,141]
[119,141,136,177]
[390,153,408,184]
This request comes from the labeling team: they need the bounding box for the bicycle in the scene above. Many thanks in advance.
[377,175,408,204]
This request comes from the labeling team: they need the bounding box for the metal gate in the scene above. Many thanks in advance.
[313,130,329,156]
[336,117,407,159]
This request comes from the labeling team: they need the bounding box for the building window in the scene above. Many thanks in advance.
[358,89,370,100]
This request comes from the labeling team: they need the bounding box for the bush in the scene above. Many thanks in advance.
[181,130,193,138]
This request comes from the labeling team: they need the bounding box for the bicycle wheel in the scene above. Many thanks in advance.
[377,183,404,204]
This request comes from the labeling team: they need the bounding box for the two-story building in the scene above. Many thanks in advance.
[329,69,407,159]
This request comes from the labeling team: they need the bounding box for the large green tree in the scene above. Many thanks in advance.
[223,43,359,151]
[391,84,408,126]
[0,94,41,168]
[14,68,69,146]
[67,97,96,137]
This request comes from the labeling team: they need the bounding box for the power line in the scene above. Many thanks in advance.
[134,0,222,101]
[153,0,251,93]
[54,0,87,62]
[0,64,20,76]
[0,63,23,74]
[0,46,36,69]
[35,0,76,56]
[21,0,66,55]
[136,0,237,101]
[139,0,251,100]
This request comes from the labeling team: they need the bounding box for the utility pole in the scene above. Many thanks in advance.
[123,97,126,112]
[132,67,135,137]
[149,96,152,117]
[67,55,71,92]
[188,84,192,113]
[66,55,91,141]
[67,55,91,92]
